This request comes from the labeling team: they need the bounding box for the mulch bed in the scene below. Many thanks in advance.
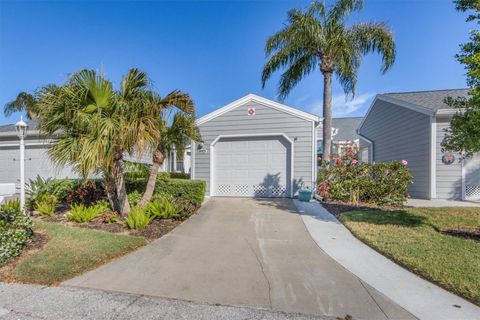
[321,200,400,218]
[35,211,183,241]
[0,231,49,282]
[442,228,480,243]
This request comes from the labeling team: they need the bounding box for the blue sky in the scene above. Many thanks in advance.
[0,0,472,125]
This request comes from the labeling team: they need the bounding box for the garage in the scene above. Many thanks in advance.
[212,135,292,197]
[192,94,320,198]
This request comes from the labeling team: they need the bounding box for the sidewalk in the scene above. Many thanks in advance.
[294,199,480,320]
[0,283,332,320]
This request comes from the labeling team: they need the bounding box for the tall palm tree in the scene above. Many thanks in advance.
[37,68,160,216]
[4,92,39,119]
[262,0,395,163]
[138,91,200,207]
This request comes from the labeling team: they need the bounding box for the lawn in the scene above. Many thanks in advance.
[9,220,147,285]
[340,207,480,305]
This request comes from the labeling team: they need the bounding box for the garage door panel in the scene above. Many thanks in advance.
[214,136,290,197]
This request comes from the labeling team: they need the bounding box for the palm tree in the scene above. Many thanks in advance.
[4,92,39,119]
[262,0,395,163]
[37,68,160,216]
[138,91,200,207]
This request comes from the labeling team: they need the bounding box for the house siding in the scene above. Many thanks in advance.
[435,116,462,199]
[194,101,314,196]
[359,99,431,199]
[0,135,78,185]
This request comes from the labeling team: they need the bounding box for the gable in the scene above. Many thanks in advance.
[197,94,320,126]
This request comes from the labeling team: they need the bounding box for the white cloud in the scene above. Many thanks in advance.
[307,92,374,117]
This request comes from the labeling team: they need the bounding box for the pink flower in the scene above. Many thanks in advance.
[401,159,408,166]
[335,158,343,165]
[351,159,358,165]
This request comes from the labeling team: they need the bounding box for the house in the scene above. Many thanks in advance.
[358,89,480,201]
[192,94,321,198]
[316,117,362,164]
[0,119,188,197]
[0,120,79,191]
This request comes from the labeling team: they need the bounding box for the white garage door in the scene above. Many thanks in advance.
[213,136,290,197]
[465,153,480,201]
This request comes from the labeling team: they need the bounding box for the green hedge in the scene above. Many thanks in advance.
[126,177,205,205]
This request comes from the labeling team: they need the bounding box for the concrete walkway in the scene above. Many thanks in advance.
[64,198,413,320]
[295,200,480,320]
[0,283,331,320]
[406,198,480,207]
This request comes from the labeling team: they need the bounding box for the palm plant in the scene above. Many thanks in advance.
[36,68,160,216]
[4,92,39,119]
[138,91,200,207]
[262,0,395,163]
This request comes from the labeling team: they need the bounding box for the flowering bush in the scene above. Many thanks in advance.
[0,200,33,266]
[318,160,413,206]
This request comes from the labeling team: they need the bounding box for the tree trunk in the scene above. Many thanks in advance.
[113,152,131,217]
[104,173,120,213]
[138,145,165,208]
[322,71,333,165]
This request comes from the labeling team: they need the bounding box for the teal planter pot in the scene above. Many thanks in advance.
[298,189,312,202]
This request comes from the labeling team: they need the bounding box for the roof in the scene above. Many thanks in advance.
[0,119,39,135]
[196,93,321,125]
[317,117,362,141]
[382,89,470,112]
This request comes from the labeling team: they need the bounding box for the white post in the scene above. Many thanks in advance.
[19,136,25,209]
[173,149,177,172]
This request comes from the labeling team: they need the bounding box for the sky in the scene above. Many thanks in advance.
[0,0,473,126]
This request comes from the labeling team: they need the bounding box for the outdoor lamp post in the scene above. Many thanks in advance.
[15,117,28,209]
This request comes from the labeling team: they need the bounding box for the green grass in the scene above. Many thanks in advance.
[340,207,480,305]
[12,220,147,285]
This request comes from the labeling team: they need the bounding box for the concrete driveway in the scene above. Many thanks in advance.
[64,198,414,319]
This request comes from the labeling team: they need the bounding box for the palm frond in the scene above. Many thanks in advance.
[348,22,396,73]
[4,92,37,119]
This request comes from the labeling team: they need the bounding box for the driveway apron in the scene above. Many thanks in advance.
[64,198,414,320]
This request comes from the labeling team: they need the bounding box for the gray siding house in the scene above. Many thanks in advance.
[358,89,480,201]
[192,94,320,198]
[317,117,362,164]
[0,121,79,195]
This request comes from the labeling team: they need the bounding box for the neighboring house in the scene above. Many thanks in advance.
[0,120,79,192]
[0,120,189,196]
[358,89,480,201]
[317,117,362,164]
[192,94,320,198]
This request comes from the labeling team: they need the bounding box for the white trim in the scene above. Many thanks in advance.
[209,133,294,197]
[436,108,465,116]
[461,159,466,200]
[358,95,434,132]
[311,122,316,189]
[0,142,52,148]
[358,133,374,163]
[430,117,437,199]
[191,140,195,179]
[197,93,321,126]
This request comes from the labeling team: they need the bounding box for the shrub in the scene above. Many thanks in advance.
[66,181,105,205]
[154,179,205,205]
[26,176,75,209]
[0,200,33,266]
[318,160,413,206]
[125,206,154,230]
[35,194,58,216]
[147,197,180,219]
[169,172,190,180]
[127,191,142,207]
[67,201,110,223]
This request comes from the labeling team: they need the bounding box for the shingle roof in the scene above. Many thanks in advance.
[0,119,38,134]
[383,89,470,112]
[317,117,362,141]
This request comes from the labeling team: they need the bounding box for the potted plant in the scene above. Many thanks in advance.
[297,182,312,202]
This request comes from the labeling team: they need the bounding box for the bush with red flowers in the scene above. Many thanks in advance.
[317,159,412,206]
